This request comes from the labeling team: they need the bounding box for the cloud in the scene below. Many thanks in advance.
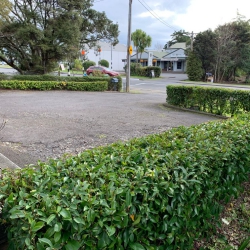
[173,0,250,33]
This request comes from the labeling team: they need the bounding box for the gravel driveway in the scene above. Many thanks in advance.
[0,89,220,168]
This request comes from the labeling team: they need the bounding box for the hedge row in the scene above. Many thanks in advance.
[166,85,250,116]
[0,80,108,91]
[7,75,122,91]
[1,114,250,249]
[124,64,161,78]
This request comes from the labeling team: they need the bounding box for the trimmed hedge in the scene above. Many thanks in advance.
[124,64,161,78]
[0,75,122,91]
[166,85,250,116]
[0,80,108,91]
[1,114,250,249]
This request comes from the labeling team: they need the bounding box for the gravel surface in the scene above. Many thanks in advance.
[0,89,220,168]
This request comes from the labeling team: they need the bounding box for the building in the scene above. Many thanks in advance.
[83,42,187,72]
[82,41,127,71]
[130,43,187,72]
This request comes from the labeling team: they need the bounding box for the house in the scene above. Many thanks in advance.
[130,43,187,72]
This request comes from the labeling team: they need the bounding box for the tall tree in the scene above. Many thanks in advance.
[186,51,203,81]
[0,0,119,74]
[131,29,152,63]
[164,30,190,49]
[193,29,217,79]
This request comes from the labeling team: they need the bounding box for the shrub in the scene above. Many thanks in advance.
[166,85,250,116]
[0,80,108,91]
[1,114,250,249]
[98,59,109,68]
[74,59,83,71]
[123,63,161,77]
[186,51,203,81]
[82,61,96,71]
[91,70,103,77]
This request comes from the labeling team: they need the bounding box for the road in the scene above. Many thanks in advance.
[126,73,250,93]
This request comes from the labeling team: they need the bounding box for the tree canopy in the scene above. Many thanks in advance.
[0,0,119,74]
[164,30,190,49]
[192,14,250,82]
[131,29,152,63]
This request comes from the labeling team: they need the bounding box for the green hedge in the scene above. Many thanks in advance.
[124,64,161,78]
[0,80,108,91]
[1,114,250,249]
[0,75,122,91]
[166,85,250,116]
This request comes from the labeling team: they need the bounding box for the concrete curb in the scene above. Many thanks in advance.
[163,103,228,119]
[0,153,20,170]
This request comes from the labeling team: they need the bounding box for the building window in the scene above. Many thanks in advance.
[177,61,182,69]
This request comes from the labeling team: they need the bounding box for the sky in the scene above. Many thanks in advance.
[92,0,250,49]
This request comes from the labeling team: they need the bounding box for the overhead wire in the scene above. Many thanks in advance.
[137,0,177,31]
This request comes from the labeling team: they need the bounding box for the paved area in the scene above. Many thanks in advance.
[0,85,221,169]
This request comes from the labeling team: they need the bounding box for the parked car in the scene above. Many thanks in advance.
[86,66,120,77]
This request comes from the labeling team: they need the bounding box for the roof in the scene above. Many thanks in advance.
[130,48,187,60]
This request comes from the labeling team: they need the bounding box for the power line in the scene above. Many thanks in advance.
[137,0,177,30]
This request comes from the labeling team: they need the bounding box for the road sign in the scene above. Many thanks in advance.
[129,45,133,55]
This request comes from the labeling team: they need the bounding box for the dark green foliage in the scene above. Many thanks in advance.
[0,0,119,74]
[166,85,250,116]
[0,74,122,91]
[164,29,191,49]
[146,66,162,77]
[186,51,203,81]
[124,63,161,78]
[83,61,96,70]
[98,59,109,68]
[1,113,250,249]
[193,30,217,78]
[0,80,108,91]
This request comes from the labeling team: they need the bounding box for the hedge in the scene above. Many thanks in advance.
[124,64,161,78]
[0,80,108,91]
[8,75,122,91]
[166,85,250,116]
[1,113,250,249]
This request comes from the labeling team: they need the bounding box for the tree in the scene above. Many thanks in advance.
[0,0,119,74]
[186,51,203,81]
[164,30,190,49]
[0,0,11,28]
[193,29,217,79]
[131,29,152,63]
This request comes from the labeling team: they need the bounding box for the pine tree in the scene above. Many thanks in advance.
[186,51,203,81]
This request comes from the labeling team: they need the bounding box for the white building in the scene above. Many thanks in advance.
[83,41,127,71]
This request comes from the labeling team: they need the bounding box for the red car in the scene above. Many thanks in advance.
[86,66,120,77]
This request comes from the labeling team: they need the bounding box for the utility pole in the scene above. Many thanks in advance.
[126,0,132,92]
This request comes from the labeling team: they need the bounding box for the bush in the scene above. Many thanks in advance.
[123,63,161,77]
[1,114,250,249]
[98,59,109,68]
[74,59,83,71]
[166,85,250,116]
[82,61,96,71]
[186,51,203,81]
[0,75,122,92]
[0,80,108,91]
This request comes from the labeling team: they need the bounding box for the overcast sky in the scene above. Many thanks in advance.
[93,0,250,49]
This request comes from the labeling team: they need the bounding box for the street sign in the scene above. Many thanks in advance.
[129,45,133,55]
